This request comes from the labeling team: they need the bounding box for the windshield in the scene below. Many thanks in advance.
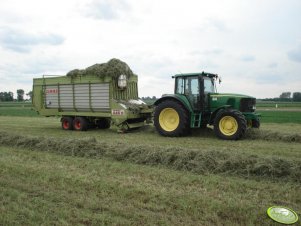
[204,77,215,93]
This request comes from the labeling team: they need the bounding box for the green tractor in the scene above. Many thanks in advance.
[153,72,260,140]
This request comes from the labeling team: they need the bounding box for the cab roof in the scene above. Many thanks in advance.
[173,71,218,78]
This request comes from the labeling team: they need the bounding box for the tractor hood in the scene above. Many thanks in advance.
[210,93,254,98]
[209,93,257,113]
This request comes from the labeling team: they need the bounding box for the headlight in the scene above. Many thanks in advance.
[118,74,127,89]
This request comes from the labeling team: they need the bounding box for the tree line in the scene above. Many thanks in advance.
[1,90,301,102]
[261,92,301,102]
[0,90,32,102]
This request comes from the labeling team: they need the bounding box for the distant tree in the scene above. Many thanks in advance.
[141,96,157,104]
[26,91,33,100]
[293,92,301,102]
[8,92,14,101]
[0,92,14,101]
[279,92,291,99]
[17,89,25,101]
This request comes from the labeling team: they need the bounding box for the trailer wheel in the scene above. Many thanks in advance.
[154,100,189,137]
[214,109,247,140]
[96,118,111,129]
[61,117,74,130]
[73,117,88,131]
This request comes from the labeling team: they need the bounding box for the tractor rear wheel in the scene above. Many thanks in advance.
[61,116,74,130]
[73,117,88,131]
[214,109,247,140]
[154,100,189,136]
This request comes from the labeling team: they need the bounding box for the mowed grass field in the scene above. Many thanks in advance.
[0,102,301,225]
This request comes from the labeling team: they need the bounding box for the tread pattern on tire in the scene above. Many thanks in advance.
[154,100,190,137]
[73,117,88,131]
[61,116,74,130]
[213,109,247,140]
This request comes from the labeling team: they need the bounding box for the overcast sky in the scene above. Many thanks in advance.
[0,0,300,99]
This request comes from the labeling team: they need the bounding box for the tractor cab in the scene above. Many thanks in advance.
[174,72,218,111]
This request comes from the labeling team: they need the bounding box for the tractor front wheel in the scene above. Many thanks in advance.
[154,100,189,137]
[214,109,247,140]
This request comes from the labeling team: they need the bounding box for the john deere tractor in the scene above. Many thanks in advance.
[154,72,260,140]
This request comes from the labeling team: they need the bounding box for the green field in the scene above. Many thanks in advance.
[257,101,301,108]
[257,110,301,123]
[0,102,301,225]
[0,102,38,117]
[1,101,301,123]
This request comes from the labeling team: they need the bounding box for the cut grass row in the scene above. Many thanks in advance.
[0,112,300,225]
[0,127,300,182]
[0,116,300,160]
[1,146,300,226]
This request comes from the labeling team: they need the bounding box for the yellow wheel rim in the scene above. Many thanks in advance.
[219,116,238,136]
[159,108,179,132]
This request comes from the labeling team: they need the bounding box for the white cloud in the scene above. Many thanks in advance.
[0,28,64,53]
[287,44,301,63]
[240,55,256,62]
[0,0,300,98]
[83,0,131,20]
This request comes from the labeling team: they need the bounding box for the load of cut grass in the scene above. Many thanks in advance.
[66,58,134,78]
[0,130,300,182]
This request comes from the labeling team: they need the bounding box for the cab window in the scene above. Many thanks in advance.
[176,78,185,94]
[204,77,215,93]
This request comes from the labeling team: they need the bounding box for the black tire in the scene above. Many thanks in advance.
[213,109,247,140]
[89,121,97,129]
[252,119,260,128]
[154,100,190,137]
[96,118,111,129]
[73,117,88,131]
[61,116,74,130]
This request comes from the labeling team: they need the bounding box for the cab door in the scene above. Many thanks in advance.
[175,76,201,110]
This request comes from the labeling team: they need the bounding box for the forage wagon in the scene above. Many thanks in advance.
[32,59,153,132]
